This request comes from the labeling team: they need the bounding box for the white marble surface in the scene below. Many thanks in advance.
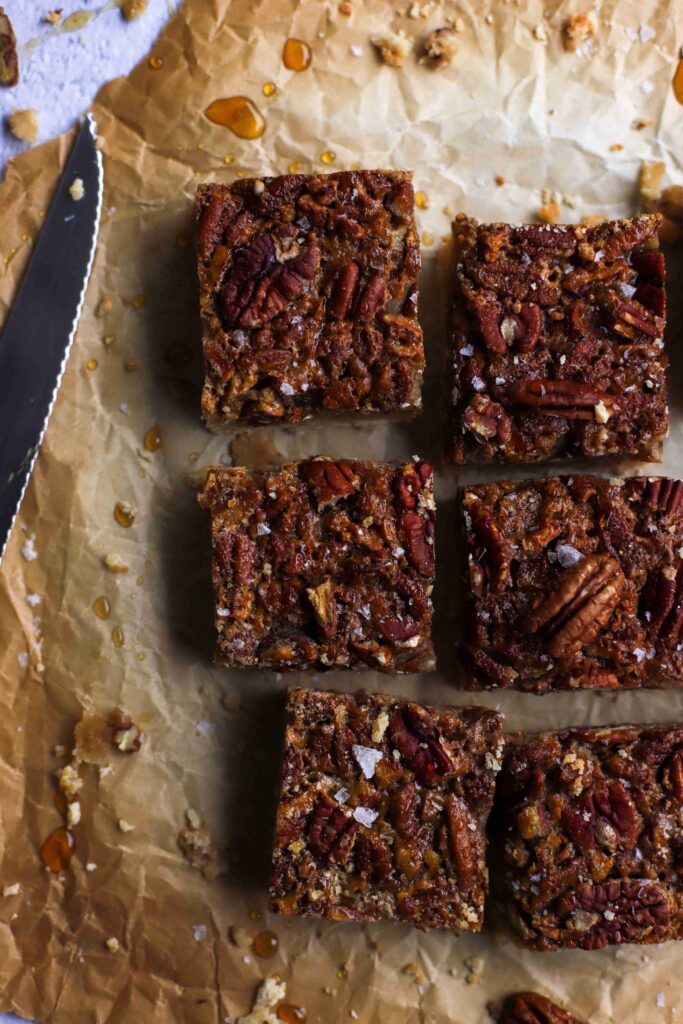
[0,0,179,175]
[1,5,177,1019]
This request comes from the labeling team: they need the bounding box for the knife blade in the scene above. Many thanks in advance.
[0,114,103,561]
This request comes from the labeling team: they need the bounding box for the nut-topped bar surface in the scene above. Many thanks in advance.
[198,457,435,672]
[196,170,424,425]
[450,214,667,463]
[461,474,683,692]
[492,724,683,951]
[490,992,583,1024]
[269,688,504,931]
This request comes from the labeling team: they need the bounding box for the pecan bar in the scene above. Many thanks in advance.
[196,170,423,425]
[269,687,504,931]
[450,214,667,462]
[492,724,683,951]
[490,992,583,1024]
[198,457,435,672]
[461,474,683,692]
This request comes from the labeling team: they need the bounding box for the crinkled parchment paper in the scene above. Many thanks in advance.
[1,1,682,1021]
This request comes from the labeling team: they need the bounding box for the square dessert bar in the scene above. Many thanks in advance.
[198,457,435,672]
[196,170,424,425]
[460,474,683,692]
[269,687,504,931]
[450,213,667,463]
[492,724,683,951]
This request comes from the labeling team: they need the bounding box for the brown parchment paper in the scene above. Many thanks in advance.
[1,1,682,1021]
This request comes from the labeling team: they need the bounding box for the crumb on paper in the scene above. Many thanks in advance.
[193,923,207,941]
[117,818,135,833]
[44,9,63,25]
[0,7,19,87]
[657,185,683,243]
[563,12,596,53]
[532,23,548,44]
[338,0,353,14]
[186,807,201,830]
[121,0,148,20]
[25,592,41,607]
[2,883,20,897]
[21,534,38,561]
[85,862,97,872]
[423,27,458,68]
[639,160,665,204]
[105,937,120,953]
[536,201,562,224]
[594,400,612,424]
[229,925,254,948]
[408,1,437,18]
[69,177,85,202]
[238,977,286,1024]
[17,652,29,669]
[632,117,653,130]
[103,553,129,573]
[57,761,83,800]
[53,744,66,757]
[98,764,112,779]
[96,294,113,317]
[8,109,39,144]
[66,800,81,828]
[178,819,227,881]
[495,174,505,186]
[371,30,411,67]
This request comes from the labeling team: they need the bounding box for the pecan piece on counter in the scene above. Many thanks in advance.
[198,458,435,673]
[450,213,667,463]
[491,723,683,951]
[490,991,584,1024]
[0,6,18,86]
[459,474,683,692]
[269,687,504,932]
[196,171,424,426]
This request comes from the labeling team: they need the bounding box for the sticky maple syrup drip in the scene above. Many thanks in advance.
[111,625,125,648]
[92,595,111,620]
[673,57,683,104]
[283,38,312,71]
[40,827,75,873]
[144,426,162,452]
[253,929,279,957]
[204,97,266,139]
[277,1005,306,1023]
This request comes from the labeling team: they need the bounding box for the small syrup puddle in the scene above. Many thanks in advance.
[673,56,683,104]
[283,38,312,71]
[92,595,111,621]
[253,929,279,957]
[40,827,75,873]
[204,97,266,139]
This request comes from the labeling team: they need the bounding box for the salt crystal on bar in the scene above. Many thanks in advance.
[334,787,350,804]
[353,806,378,827]
[556,544,584,568]
[352,744,383,779]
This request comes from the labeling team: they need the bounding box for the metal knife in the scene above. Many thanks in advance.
[0,114,103,561]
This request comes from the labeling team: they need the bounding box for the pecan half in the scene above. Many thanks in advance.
[220,230,320,328]
[389,705,453,784]
[379,618,420,643]
[215,530,257,622]
[466,497,512,592]
[513,303,543,353]
[662,748,683,803]
[395,460,432,511]
[0,8,19,87]
[507,379,618,421]
[401,511,435,577]
[197,192,242,262]
[355,831,393,881]
[592,779,641,850]
[627,477,683,518]
[640,562,683,644]
[462,395,512,444]
[557,879,670,949]
[631,248,665,285]
[302,459,360,507]
[306,579,338,638]
[523,554,625,657]
[495,991,581,1024]
[471,296,541,353]
[356,272,387,322]
[309,794,358,864]
[328,261,359,319]
[610,297,662,339]
[445,794,477,890]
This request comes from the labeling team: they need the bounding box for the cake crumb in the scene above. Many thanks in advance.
[371,30,411,67]
[44,9,63,25]
[423,27,458,67]
[2,883,20,897]
[563,12,596,52]
[85,862,97,872]
[103,553,129,573]
[117,818,135,833]
[105,937,120,953]
[96,294,113,317]
[8,108,39,144]
[639,160,665,204]
[69,178,85,202]
[537,201,562,224]
[121,0,148,20]
[239,977,286,1024]
[0,7,19,87]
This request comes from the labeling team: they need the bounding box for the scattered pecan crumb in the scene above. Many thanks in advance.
[532,23,549,44]
[423,27,458,67]
[7,109,39,144]
[2,883,20,897]
[338,0,353,13]
[105,937,120,953]
[85,862,97,872]
[563,12,596,52]
[178,820,227,880]
[609,143,624,152]
[639,160,665,204]
[632,117,653,130]
[103,553,129,573]
[68,177,85,202]
[371,30,411,66]
[408,1,437,18]
[0,6,18,86]
[44,9,63,25]
[495,174,505,186]
[117,818,135,833]
[229,924,254,948]
[536,201,562,224]
[238,977,286,1024]
[186,807,201,829]
[96,294,113,317]
[121,0,148,20]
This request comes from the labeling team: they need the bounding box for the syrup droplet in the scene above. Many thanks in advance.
[415,190,430,210]
[253,929,279,957]
[114,502,136,528]
[673,56,683,104]
[144,426,162,452]
[224,153,234,165]
[422,231,434,247]
[288,162,299,174]
[149,55,164,69]
[111,625,125,648]
[263,81,277,96]
[320,150,336,165]
[204,97,266,139]
[277,1005,306,1023]
[40,827,74,873]
[103,334,115,347]
[86,358,98,370]
[283,38,312,71]
[92,595,111,621]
